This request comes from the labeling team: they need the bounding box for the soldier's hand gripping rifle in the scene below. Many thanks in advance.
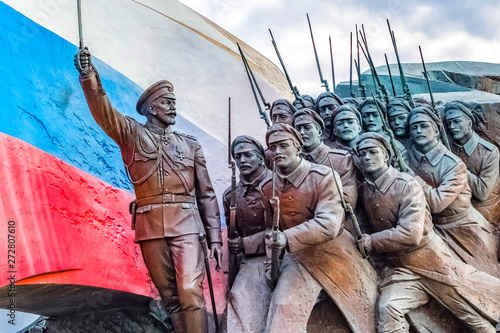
[387,19,415,108]
[306,13,330,92]
[419,46,451,150]
[237,43,271,128]
[358,26,390,103]
[269,29,307,109]
[270,161,281,288]
[227,97,238,289]
[371,92,409,172]
[327,157,368,259]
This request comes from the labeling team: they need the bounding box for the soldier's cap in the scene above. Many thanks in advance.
[408,106,441,129]
[293,95,316,109]
[387,99,411,117]
[356,132,393,160]
[266,123,304,147]
[270,99,297,118]
[231,135,265,159]
[358,98,387,115]
[315,92,343,112]
[293,108,325,131]
[443,101,475,124]
[331,104,362,125]
[341,97,361,108]
[136,80,175,115]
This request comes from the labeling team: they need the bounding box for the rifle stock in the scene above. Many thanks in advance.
[270,161,281,288]
[227,98,238,288]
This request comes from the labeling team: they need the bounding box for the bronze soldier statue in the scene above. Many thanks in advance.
[315,92,343,145]
[387,98,412,149]
[329,104,362,153]
[269,99,296,126]
[407,106,499,276]
[293,108,357,209]
[357,132,500,333]
[358,98,409,168]
[260,123,378,333]
[223,136,272,332]
[74,49,222,333]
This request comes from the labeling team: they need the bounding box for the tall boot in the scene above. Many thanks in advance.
[169,311,187,333]
[184,308,208,333]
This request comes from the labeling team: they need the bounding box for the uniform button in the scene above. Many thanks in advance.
[424,171,428,174]
[165,171,169,176]
[291,212,296,216]
[252,200,256,204]
[164,189,169,193]
[164,204,169,207]
[253,214,257,217]
[288,196,292,200]
[380,218,384,221]
[375,204,379,208]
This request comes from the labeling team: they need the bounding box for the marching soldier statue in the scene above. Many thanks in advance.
[407,106,499,276]
[74,49,222,333]
[260,123,378,333]
[357,132,500,333]
[223,136,272,332]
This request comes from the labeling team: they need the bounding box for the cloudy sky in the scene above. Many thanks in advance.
[178,0,500,97]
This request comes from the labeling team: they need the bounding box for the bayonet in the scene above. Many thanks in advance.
[306,13,329,92]
[349,32,354,97]
[329,36,336,93]
[419,46,451,150]
[355,27,366,98]
[269,29,306,108]
[77,0,84,48]
[237,43,271,128]
[385,53,396,96]
[387,19,415,108]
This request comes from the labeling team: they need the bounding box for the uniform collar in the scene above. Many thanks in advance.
[451,131,479,156]
[410,141,446,167]
[365,166,398,194]
[302,142,329,163]
[145,121,173,135]
[240,165,268,190]
[278,158,310,188]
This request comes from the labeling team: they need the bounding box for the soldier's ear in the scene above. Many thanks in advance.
[147,104,156,116]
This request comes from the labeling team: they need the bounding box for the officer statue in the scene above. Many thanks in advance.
[74,48,222,333]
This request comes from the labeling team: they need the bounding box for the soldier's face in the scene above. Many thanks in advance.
[268,139,301,170]
[389,112,408,138]
[271,110,294,126]
[358,147,389,179]
[410,121,439,149]
[361,107,383,133]
[234,150,263,177]
[318,99,340,127]
[295,123,321,149]
[334,118,361,142]
[446,116,472,142]
[149,97,177,125]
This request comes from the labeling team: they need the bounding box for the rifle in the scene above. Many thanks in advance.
[76,0,91,76]
[387,19,415,108]
[385,53,396,96]
[329,36,336,94]
[358,26,390,103]
[269,29,306,108]
[370,92,408,172]
[327,157,368,258]
[306,13,329,92]
[236,43,271,128]
[419,46,451,150]
[349,32,354,97]
[270,161,281,288]
[200,235,219,332]
[355,27,366,98]
[227,97,238,289]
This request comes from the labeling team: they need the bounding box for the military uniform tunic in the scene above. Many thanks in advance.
[408,141,499,276]
[260,159,378,333]
[222,166,272,333]
[360,166,500,333]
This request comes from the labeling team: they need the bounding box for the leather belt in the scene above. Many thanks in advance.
[136,194,195,206]
[432,208,469,224]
